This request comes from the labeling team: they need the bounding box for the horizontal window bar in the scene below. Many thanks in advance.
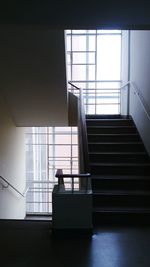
[67,33,121,36]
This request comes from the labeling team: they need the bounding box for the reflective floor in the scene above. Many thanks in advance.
[1,221,150,267]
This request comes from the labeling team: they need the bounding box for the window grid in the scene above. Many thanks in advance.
[26,127,78,214]
[67,30,122,115]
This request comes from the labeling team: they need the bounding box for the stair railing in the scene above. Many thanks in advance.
[121,81,150,121]
[55,82,91,192]
[0,175,29,197]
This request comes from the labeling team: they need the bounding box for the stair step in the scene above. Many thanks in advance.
[90,162,150,175]
[89,152,149,163]
[93,207,150,225]
[88,142,145,152]
[87,126,137,134]
[93,189,150,196]
[86,115,150,225]
[92,175,150,191]
[91,174,150,180]
[86,115,130,119]
[93,206,150,214]
[93,191,150,207]
[86,118,133,126]
[87,133,141,142]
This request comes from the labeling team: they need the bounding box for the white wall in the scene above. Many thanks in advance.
[130,30,150,155]
[0,26,68,126]
[0,94,26,219]
[121,31,130,115]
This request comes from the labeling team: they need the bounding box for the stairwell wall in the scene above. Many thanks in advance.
[129,30,150,155]
[0,94,26,219]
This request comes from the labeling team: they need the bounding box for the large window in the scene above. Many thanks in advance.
[66,30,122,114]
[26,127,78,214]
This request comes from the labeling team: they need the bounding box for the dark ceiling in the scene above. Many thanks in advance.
[1,0,150,29]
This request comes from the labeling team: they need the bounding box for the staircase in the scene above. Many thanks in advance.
[86,115,150,225]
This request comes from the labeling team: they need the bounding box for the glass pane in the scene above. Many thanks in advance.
[54,145,71,157]
[72,65,86,80]
[89,36,96,51]
[73,52,86,64]
[97,30,121,34]
[54,127,72,133]
[66,30,71,34]
[67,65,71,81]
[86,105,95,114]
[67,53,71,64]
[96,104,119,114]
[72,36,86,51]
[72,52,95,64]
[88,30,96,34]
[88,53,95,64]
[88,65,95,80]
[55,135,71,144]
[72,30,87,34]
[97,35,121,80]
[66,35,71,51]
[96,82,121,89]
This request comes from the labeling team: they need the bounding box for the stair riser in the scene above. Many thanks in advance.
[89,154,149,163]
[93,195,150,207]
[88,134,140,142]
[86,120,134,126]
[88,144,145,152]
[93,213,150,226]
[92,180,150,191]
[90,166,150,175]
[86,115,127,119]
[87,127,137,134]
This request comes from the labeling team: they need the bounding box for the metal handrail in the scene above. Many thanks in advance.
[55,169,91,193]
[121,81,150,121]
[0,175,29,197]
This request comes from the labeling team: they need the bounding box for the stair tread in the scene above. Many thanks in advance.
[91,175,150,180]
[88,133,139,136]
[93,207,150,213]
[86,115,130,119]
[86,119,133,122]
[90,162,150,166]
[87,125,136,128]
[88,142,142,144]
[89,151,147,155]
[93,190,150,196]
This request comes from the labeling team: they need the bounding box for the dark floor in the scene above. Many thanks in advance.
[1,220,150,267]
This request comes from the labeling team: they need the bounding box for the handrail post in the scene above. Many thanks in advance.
[72,176,74,193]
[127,83,130,116]
[56,169,65,191]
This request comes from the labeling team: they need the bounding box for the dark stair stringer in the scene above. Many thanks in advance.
[86,115,150,225]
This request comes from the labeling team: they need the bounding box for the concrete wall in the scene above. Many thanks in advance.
[0,94,26,219]
[130,30,150,155]
[0,26,68,126]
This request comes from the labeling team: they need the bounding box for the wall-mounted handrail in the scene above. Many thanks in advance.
[121,81,150,122]
[68,81,80,90]
[0,175,29,197]
[55,169,90,193]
